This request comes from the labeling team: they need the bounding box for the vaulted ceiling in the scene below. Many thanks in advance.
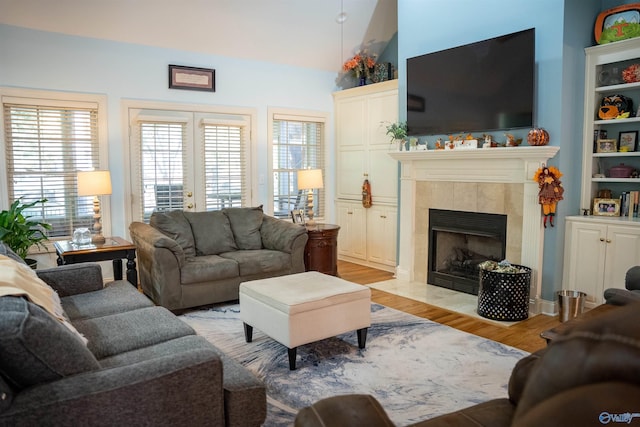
[0,0,397,72]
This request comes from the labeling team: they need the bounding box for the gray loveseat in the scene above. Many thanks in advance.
[129,206,308,311]
[0,244,266,426]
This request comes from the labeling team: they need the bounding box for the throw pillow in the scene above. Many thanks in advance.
[150,210,196,258]
[0,296,100,390]
[0,255,88,345]
[223,206,264,250]
[184,211,237,255]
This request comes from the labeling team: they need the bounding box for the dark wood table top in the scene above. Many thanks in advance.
[540,303,617,343]
[54,236,135,255]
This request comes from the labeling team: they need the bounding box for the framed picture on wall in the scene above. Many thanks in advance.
[169,64,215,92]
[619,130,638,152]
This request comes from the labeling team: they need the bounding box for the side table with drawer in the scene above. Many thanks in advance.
[304,224,340,276]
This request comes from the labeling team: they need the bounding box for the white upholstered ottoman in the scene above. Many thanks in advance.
[239,271,371,370]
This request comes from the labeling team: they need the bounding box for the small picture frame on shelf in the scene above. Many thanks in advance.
[290,209,305,225]
[597,138,618,153]
[593,198,621,216]
[619,130,638,152]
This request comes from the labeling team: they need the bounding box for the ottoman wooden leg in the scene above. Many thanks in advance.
[288,347,297,370]
[243,323,253,343]
[357,327,368,349]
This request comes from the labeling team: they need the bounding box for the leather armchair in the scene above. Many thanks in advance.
[295,301,640,427]
[604,265,640,305]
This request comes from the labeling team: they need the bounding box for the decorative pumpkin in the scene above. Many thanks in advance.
[527,128,550,146]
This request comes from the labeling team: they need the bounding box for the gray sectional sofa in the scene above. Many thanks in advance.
[130,206,308,311]
[0,243,266,426]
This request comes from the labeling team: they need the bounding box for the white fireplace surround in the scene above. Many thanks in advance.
[389,146,560,314]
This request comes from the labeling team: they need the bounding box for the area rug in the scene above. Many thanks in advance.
[180,303,528,426]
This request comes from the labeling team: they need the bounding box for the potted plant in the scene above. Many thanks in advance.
[385,121,408,150]
[0,198,51,268]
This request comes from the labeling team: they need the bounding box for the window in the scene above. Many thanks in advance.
[269,109,326,219]
[1,91,107,238]
[128,107,251,222]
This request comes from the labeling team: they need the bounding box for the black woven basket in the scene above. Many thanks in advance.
[477,265,531,321]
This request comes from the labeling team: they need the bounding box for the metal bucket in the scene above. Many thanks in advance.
[557,290,587,322]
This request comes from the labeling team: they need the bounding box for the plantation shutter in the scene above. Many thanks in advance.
[272,114,325,219]
[199,116,249,210]
[3,99,100,237]
[133,116,189,221]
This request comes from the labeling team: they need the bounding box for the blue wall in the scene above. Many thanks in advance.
[398,0,601,300]
[0,24,337,237]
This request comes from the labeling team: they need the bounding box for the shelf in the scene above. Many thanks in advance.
[594,116,640,125]
[592,177,640,183]
[593,152,640,157]
[595,80,640,93]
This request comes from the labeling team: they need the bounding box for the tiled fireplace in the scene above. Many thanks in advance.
[389,146,559,314]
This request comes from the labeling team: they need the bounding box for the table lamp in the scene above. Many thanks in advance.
[297,168,323,226]
[77,170,112,244]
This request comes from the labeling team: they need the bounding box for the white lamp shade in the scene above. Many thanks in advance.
[77,170,112,196]
[297,169,324,190]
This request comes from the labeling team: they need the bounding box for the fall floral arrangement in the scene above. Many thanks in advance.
[343,52,377,79]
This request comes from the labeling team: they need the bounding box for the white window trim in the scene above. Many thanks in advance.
[0,87,110,238]
[121,99,257,233]
[267,107,329,219]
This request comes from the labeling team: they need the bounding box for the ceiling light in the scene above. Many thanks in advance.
[336,12,347,24]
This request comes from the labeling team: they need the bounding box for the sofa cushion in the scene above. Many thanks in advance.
[223,206,264,250]
[219,249,290,276]
[184,211,237,255]
[72,306,196,359]
[61,281,155,321]
[0,242,25,265]
[0,296,100,390]
[180,255,240,284]
[0,375,13,413]
[150,210,196,258]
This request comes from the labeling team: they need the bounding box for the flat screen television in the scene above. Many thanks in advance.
[406,28,535,136]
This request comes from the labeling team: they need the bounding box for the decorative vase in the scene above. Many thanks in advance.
[358,76,366,86]
[397,139,404,151]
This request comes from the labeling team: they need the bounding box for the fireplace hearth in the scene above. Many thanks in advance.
[428,209,507,295]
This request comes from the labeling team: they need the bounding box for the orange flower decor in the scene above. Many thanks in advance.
[343,52,377,79]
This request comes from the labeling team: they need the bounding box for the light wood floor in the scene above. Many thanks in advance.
[337,260,561,353]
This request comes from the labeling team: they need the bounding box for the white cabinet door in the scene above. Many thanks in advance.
[336,97,366,200]
[563,220,606,305]
[564,219,640,306]
[367,205,397,266]
[603,225,640,295]
[336,201,366,260]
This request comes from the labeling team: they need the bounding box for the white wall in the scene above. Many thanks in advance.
[0,23,338,237]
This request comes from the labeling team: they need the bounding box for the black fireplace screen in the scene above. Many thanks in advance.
[428,209,507,295]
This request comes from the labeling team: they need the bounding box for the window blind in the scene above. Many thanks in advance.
[3,102,100,237]
[201,122,247,210]
[136,121,187,220]
[272,117,325,219]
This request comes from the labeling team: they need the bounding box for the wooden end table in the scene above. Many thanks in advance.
[54,236,137,286]
[540,303,617,344]
[304,224,340,276]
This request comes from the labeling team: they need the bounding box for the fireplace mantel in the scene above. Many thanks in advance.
[389,146,560,183]
[390,146,560,314]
